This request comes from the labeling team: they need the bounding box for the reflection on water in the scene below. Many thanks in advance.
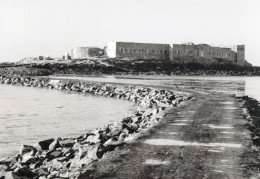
[245,77,260,101]
[0,85,134,158]
[52,75,260,101]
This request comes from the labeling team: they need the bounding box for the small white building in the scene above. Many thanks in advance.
[70,47,104,59]
[104,41,116,58]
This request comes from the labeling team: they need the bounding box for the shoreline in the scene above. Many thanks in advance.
[237,96,260,146]
[0,75,192,178]
[78,88,260,178]
[0,59,259,77]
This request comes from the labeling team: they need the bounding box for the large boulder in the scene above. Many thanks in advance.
[34,138,55,151]
[59,138,75,148]
[32,168,49,177]
[48,159,63,170]
[46,150,63,160]
[4,78,10,84]
[122,123,139,134]
[29,161,42,170]
[90,144,104,159]
[21,154,37,164]
[70,144,103,169]
[107,122,123,136]
[118,132,128,141]
[48,80,61,88]
[85,134,100,144]
[13,167,35,178]
[49,139,61,150]
[19,145,36,155]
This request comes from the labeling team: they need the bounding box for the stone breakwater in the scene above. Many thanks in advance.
[0,75,192,179]
[237,96,260,147]
[236,96,260,175]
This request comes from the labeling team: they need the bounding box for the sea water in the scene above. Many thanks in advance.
[0,84,135,158]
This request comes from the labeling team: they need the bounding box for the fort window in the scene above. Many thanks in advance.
[160,50,163,54]
[151,49,155,53]
[164,50,167,54]
[196,51,199,56]
[187,50,192,56]
[120,48,124,53]
[177,50,181,55]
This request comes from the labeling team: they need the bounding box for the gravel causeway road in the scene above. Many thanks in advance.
[79,91,258,179]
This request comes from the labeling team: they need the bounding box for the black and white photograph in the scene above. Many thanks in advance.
[0,0,260,178]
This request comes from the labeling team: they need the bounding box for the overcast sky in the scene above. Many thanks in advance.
[0,0,260,65]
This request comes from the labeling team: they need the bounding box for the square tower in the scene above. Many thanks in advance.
[236,45,245,65]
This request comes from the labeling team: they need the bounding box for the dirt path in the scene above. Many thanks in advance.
[79,92,257,179]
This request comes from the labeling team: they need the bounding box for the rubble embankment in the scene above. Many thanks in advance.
[237,96,260,146]
[237,96,260,173]
[0,75,192,179]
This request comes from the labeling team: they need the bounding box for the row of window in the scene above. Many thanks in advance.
[175,50,231,58]
[119,48,168,55]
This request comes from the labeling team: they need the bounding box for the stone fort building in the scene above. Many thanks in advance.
[104,41,245,65]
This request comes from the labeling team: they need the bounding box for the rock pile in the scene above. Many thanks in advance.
[237,96,260,146]
[0,75,192,178]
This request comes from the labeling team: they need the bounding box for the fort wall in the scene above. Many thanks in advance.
[104,41,245,65]
[106,42,170,60]
[236,45,245,65]
[170,44,236,62]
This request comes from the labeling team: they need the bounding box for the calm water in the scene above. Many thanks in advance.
[52,75,260,101]
[0,85,135,158]
[1,75,260,158]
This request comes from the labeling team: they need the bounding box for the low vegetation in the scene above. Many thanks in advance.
[0,58,259,76]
